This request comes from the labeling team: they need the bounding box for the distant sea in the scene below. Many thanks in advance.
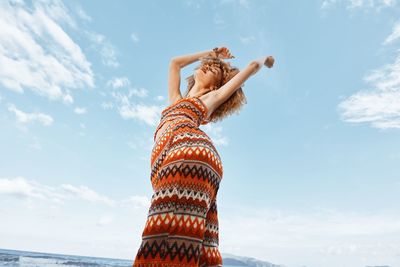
[0,248,238,267]
[0,248,132,267]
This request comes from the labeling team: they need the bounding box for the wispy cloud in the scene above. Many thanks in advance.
[219,0,250,8]
[213,13,227,28]
[101,101,114,110]
[220,205,400,266]
[0,175,152,259]
[8,103,54,126]
[0,176,65,202]
[85,30,119,68]
[105,76,161,125]
[383,20,400,44]
[74,107,87,114]
[27,136,42,151]
[61,184,116,206]
[113,92,162,125]
[184,0,204,9]
[0,176,150,209]
[337,8,400,129]
[203,124,229,146]
[321,0,397,10]
[75,5,92,22]
[0,0,94,104]
[338,50,400,129]
[107,76,131,89]
[2,176,400,266]
[131,32,140,43]
[239,35,256,45]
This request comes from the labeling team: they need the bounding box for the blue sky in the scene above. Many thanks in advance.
[1,0,400,266]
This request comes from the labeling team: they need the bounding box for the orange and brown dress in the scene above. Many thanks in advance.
[132,96,223,267]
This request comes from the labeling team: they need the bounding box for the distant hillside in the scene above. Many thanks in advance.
[221,252,285,267]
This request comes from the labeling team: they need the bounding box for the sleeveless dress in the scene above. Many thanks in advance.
[132,96,224,267]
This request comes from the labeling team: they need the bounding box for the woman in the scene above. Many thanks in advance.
[133,47,274,267]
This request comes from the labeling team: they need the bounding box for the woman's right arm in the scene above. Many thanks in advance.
[168,49,216,104]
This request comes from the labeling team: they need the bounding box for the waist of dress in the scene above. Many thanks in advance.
[159,114,199,127]
[154,115,199,141]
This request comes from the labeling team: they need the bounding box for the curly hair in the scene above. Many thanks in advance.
[182,55,247,124]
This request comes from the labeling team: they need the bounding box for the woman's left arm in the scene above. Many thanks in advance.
[211,55,274,110]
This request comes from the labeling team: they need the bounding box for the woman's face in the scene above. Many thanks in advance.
[195,64,223,87]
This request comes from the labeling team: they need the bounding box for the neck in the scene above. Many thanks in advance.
[187,82,212,98]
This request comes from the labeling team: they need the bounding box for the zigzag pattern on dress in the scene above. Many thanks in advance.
[133,96,223,267]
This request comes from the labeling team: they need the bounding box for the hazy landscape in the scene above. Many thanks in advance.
[0,248,284,267]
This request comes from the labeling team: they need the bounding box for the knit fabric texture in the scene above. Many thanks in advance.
[133,96,223,267]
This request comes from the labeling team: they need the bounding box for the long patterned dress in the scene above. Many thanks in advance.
[132,96,224,267]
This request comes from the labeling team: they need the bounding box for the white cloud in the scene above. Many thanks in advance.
[120,195,151,209]
[0,0,94,104]
[110,90,161,126]
[8,103,54,126]
[74,107,87,114]
[61,184,116,206]
[107,77,148,97]
[130,32,139,43]
[128,88,149,98]
[202,124,229,146]
[338,15,400,129]
[85,31,119,68]
[2,176,400,266]
[321,0,396,10]
[239,35,256,45]
[101,101,114,110]
[0,175,151,260]
[76,5,92,22]
[219,205,400,267]
[107,76,130,89]
[184,0,203,9]
[219,0,250,8]
[0,176,150,209]
[383,20,400,44]
[0,176,64,202]
[0,177,42,199]
[213,13,227,28]
[185,0,250,9]
[118,102,162,126]
[321,0,340,9]
[338,52,400,129]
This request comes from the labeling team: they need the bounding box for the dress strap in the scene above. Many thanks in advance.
[192,96,209,124]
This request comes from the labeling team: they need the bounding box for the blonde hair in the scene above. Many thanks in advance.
[183,56,247,123]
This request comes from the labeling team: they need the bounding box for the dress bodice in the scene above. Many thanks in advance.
[153,97,210,142]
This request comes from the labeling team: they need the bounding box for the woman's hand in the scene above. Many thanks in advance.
[251,55,275,75]
[212,47,235,59]
[264,56,274,68]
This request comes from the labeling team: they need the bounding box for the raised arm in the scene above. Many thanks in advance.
[168,49,216,105]
[212,56,274,109]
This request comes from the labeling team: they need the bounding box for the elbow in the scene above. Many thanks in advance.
[170,58,182,68]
